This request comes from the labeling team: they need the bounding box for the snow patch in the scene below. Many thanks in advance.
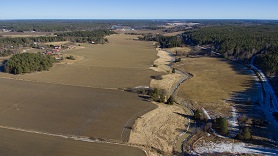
[195,141,278,155]
[202,108,211,120]
[228,106,239,137]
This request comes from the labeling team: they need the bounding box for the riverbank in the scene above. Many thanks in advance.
[150,48,182,96]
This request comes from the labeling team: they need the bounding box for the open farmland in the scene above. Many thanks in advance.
[175,57,259,116]
[0,32,53,37]
[162,31,185,36]
[0,34,158,88]
[0,128,145,156]
[0,34,161,155]
[43,41,69,45]
[0,78,155,140]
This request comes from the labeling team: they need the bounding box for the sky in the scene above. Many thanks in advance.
[0,0,277,20]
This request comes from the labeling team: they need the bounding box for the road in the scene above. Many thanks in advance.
[163,50,196,155]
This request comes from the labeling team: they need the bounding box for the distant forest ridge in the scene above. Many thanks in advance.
[1,19,278,32]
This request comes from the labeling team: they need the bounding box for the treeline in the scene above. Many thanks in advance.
[0,36,65,47]
[55,30,115,44]
[55,30,114,38]
[255,48,278,76]
[4,53,55,74]
[139,33,182,48]
[0,30,114,56]
[0,20,167,32]
[183,25,278,76]
[0,20,112,32]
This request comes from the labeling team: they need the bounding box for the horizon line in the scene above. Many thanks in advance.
[0,18,278,21]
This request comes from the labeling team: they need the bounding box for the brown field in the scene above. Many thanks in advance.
[0,32,53,37]
[120,29,184,37]
[0,128,145,156]
[0,34,161,155]
[162,31,184,36]
[175,57,254,116]
[0,34,158,88]
[117,29,164,34]
[43,41,70,45]
[0,78,155,141]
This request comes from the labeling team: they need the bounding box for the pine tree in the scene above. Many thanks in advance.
[159,93,165,103]
[167,96,174,105]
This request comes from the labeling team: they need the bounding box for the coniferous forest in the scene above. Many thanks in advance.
[183,25,278,76]
[4,53,55,74]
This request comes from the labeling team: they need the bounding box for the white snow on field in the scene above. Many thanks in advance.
[228,106,239,137]
[195,141,278,155]
[202,108,211,120]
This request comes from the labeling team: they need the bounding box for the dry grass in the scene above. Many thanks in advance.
[43,41,69,45]
[175,57,253,116]
[150,48,172,73]
[0,32,52,37]
[164,47,191,54]
[150,73,182,95]
[149,48,183,96]
[129,104,188,156]
[162,31,184,36]
[0,128,145,156]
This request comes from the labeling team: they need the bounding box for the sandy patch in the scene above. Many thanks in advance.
[149,48,173,73]
[149,48,184,96]
[129,104,188,156]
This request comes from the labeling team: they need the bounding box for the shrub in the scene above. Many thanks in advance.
[238,114,247,124]
[175,57,181,62]
[150,88,159,101]
[194,109,201,120]
[66,55,76,60]
[213,117,229,135]
[236,127,251,140]
[159,93,165,103]
[166,96,174,105]
[172,68,176,73]
[152,75,163,80]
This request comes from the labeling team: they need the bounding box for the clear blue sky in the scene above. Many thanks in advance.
[1,0,277,19]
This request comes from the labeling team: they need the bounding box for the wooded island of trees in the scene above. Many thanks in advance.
[4,53,55,74]
[139,33,182,48]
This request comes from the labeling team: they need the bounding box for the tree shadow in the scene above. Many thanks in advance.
[221,57,278,146]
[174,112,193,119]
[0,59,7,72]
